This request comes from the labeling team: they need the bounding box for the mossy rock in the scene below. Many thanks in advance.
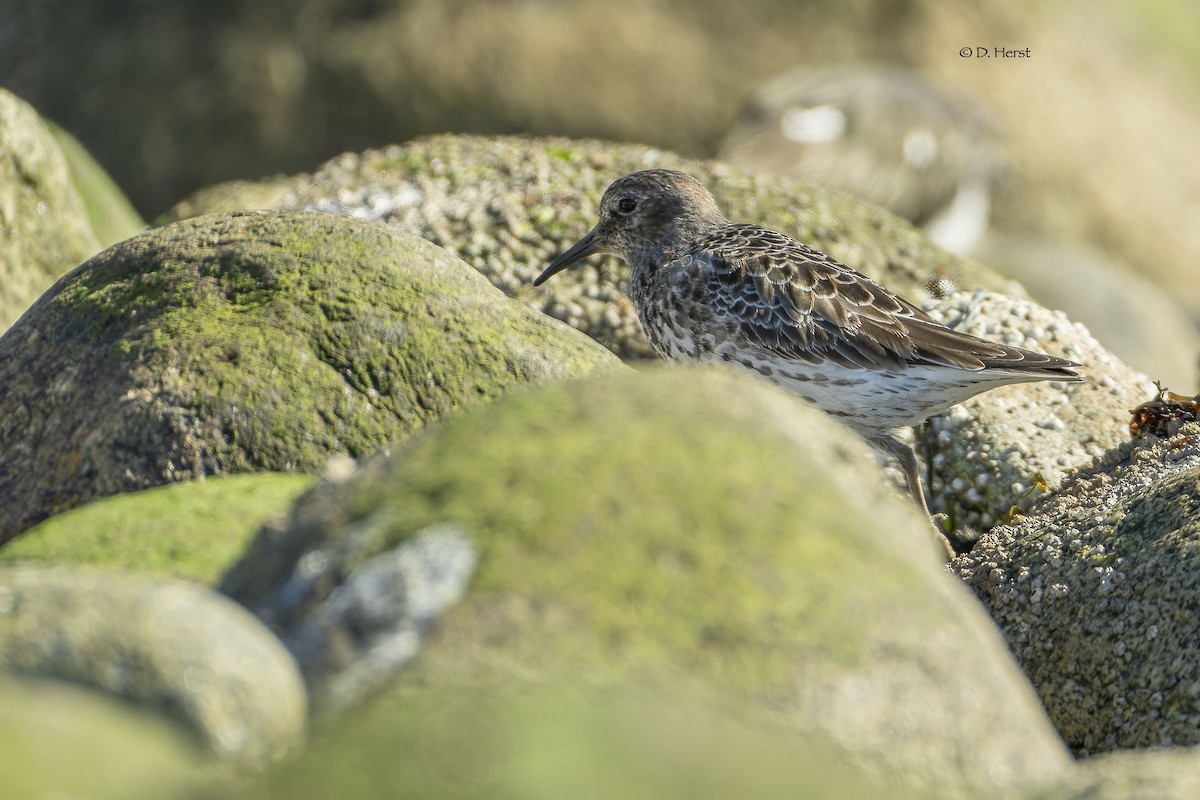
[162,134,1019,359]
[0,674,215,800]
[0,473,313,584]
[0,210,619,541]
[0,88,100,332]
[224,366,1071,797]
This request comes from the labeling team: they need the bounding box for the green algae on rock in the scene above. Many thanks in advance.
[161,134,1021,360]
[0,211,620,541]
[0,89,102,332]
[223,366,1071,798]
[0,473,314,584]
[0,565,307,766]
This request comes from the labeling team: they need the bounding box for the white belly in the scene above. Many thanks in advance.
[700,342,1033,434]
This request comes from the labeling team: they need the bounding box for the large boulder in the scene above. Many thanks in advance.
[0,211,618,541]
[223,366,1074,797]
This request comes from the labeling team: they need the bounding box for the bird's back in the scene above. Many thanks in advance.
[679,222,1081,380]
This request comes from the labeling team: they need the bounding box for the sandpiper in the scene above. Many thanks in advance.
[534,169,1082,519]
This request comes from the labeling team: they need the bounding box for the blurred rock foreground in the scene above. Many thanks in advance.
[218,366,1073,798]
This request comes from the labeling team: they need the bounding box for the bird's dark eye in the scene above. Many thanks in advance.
[617,197,637,215]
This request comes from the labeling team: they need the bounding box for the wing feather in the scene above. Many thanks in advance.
[693,224,1080,378]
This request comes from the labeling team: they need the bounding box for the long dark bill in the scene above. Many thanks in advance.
[533,228,602,286]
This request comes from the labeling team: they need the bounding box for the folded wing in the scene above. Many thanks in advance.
[695,225,1081,378]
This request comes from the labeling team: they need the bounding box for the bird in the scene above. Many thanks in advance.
[533,168,1082,522]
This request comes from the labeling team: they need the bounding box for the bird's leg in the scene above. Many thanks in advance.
[870,433,954,561]
[872,434,930,513]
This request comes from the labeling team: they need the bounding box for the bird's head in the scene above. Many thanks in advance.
[534,169,726,285]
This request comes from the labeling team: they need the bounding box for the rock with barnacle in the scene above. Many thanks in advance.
[922,291,1153,539]
[954,417,1200,754]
